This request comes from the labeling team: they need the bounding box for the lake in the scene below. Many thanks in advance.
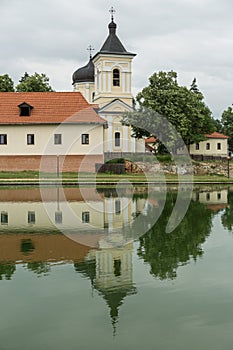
[0,185,233,350]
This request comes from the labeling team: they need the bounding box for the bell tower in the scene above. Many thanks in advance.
[92,7,136,108]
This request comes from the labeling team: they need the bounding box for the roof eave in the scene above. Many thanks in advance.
[92,51,136,61]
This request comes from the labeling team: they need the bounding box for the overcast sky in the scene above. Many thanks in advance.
[1,0,233,117]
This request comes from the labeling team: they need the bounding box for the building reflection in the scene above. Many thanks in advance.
[75,239,136,335]
[0,186,143,334]
[0,186,229,333]
[193,187,229,212]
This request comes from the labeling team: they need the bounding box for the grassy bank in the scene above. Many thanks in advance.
[0,171,232,184]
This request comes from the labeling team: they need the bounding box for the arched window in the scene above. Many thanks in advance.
[113,68,120,86]
[115,132,120,147]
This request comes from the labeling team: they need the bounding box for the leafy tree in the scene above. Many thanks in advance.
[16,72,54,92]
[189,77,200,94]
[221,106,233,151]
[0,74,14,91]
[123,71,215,151]
[213,118,223,133]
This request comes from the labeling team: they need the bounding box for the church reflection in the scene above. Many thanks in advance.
[0,186,230,334]
[74,240,136,334]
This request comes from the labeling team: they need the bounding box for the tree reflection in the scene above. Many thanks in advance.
[221,190,233,231]
[27,262,51,276]
[0,262,16,280]
[137,193,214,280]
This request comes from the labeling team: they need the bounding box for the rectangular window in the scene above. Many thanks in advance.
[113,69,120,86]
[54,134,62,145]
[81,134,89,145]
[195,143,199,150]
[27,134,34,145]
[217,143,221,150]
[0,134,7,145]
[55,211,62,224]
[206,142,210,150]
[1,212,8,225]
[82,211,90,223]
[115,199,121,215]
[20,107,30,116]
[115,132,120,147]
[28,211,35,224]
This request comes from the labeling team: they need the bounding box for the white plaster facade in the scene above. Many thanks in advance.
[0,124,104,156]
[189,133,229,158]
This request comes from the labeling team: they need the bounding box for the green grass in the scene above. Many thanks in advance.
[0,171,39,179]
[0,170,232,184]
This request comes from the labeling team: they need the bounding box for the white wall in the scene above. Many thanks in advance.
[0,124,104,155]
[190,138,228,157]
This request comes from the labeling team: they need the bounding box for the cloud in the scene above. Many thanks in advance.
[1,0,233,116]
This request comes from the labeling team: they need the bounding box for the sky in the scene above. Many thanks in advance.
[1,0,233,118]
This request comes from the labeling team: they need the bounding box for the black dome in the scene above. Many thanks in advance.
[72,59,94,84]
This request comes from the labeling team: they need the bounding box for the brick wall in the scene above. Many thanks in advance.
[0,155,104,173]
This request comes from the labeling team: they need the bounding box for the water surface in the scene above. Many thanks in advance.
[0,185,233,350]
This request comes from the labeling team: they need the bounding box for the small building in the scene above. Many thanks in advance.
[145,137,157,153]
[189,132,229,159]
[0,92,107,172]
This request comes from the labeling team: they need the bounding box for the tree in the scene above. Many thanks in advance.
[123,71,215,151]
[213,118,223,133]
[16,72,54,92]
[0,74,14,91]
[221,106,233,151]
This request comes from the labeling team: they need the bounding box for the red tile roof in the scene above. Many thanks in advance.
[0,92,106,124]
[145,137,157,143]
[205,131,229,139]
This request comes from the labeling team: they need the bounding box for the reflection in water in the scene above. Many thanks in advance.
[138,195,214,279]
[74,241,136,335]
[0,186,231,337]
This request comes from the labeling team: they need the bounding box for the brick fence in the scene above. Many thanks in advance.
[0,155,104,173]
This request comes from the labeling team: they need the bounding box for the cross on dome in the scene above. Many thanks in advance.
[109,6,116,21]
[87,45,95,58]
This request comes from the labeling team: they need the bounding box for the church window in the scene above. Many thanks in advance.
[114,259,121,277]
[206,142,210,150]
[115,199,121,215]
[195,143,199,150]
[113,68,120,86]
[115,132,120,147]
[18,102,33,116]
[217,142,221,150]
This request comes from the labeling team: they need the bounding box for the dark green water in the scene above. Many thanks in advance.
[0,186,233,350]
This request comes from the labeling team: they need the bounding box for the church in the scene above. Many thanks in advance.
[72,8,144,157]
[0,9,144,173]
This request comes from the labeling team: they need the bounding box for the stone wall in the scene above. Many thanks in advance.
[125,160,233,177]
